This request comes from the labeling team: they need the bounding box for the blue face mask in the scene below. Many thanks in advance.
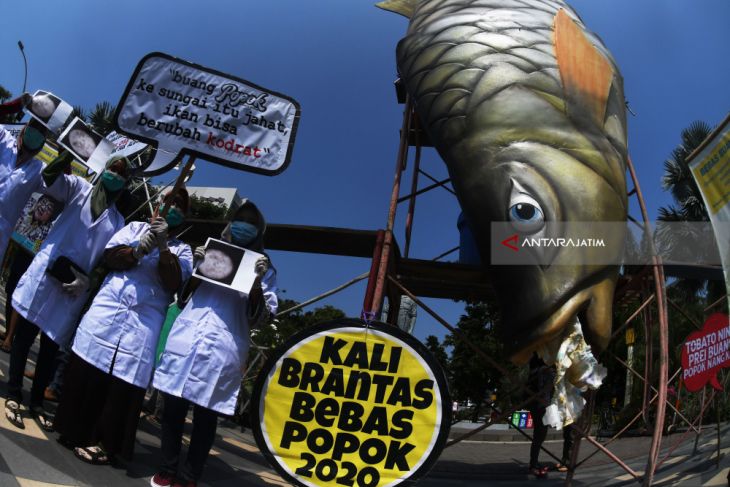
[21,126,46,151]
[230,221,258,246]
[159,205,184,227]
[101,170,125,192]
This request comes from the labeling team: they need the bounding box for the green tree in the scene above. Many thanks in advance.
[0,85,16,123]
[424,335,449,373]
[444,300,513,422]
[71,105,87,122]
[0,84,11,103]
[88,101,116,136]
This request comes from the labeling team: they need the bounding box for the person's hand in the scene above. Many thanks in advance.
[61,268,89,297]
[132,232,156,260]
[254,256,269,277]
[194,245,206,262]
[150,217,169,250]
[21,93,33,108]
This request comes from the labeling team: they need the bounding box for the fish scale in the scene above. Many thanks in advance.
[381,0,628,367]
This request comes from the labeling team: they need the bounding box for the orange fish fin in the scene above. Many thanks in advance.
[375,0,416,18]
[553,9,614,126]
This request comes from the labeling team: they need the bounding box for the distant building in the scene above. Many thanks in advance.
[186,186,242,212]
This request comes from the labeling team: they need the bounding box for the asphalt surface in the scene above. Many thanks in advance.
[0,292,728,486]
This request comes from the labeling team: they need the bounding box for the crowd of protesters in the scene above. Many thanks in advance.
[0,93,277,487]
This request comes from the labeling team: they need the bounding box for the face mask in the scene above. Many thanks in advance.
[230,221,258,246]
[160,205,184,227]
[21,126,46,151]
[101,169,126,192]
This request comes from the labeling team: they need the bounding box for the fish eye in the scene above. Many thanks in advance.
[508,194,545,234]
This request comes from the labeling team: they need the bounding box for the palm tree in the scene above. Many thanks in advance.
[0,84,12,103]
[88,101,116,136]
[656,121,723,301]
[71,105,87,122]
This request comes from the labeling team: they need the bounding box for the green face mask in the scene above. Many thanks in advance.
[101,170,126,192]
[160,205,184,227]
[21,126,46,151]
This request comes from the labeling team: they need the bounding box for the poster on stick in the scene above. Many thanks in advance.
[27,90,73,135]
[114,52,301,176]
[192,238,262,294]
[252,319,451,487]
[57,117,114,174]
[681,313,730,392]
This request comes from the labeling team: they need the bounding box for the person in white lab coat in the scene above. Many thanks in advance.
[54,189,193,465]
[5,152,131,430]
[150,200,277,487]
[0,93,49,262]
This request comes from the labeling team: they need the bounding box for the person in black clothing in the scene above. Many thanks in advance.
[527,353,575,478]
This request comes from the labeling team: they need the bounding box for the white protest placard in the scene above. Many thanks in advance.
[193,238,263,294]
[114,52,301,176]
[0,123,25,139]
[105,130,149,159]
[58,117,114,174]
[28,90,73,135]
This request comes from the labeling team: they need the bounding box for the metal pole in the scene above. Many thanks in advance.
[404,114,421,258]
[370,99,413,313]
[626,156,669,487]
[693,387,706,455]
[18,41,27,94]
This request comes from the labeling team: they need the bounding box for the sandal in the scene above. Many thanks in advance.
[74,446,110,465]
[554,462,569,472]
[4,400,24,429]
[30,407,54,432]
[529,465,549,479]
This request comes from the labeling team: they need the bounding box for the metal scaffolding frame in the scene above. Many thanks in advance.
[208,90,729,486]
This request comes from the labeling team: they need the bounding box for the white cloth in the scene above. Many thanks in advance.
[543,319,607,430]
[12,174,124,345]
[72,221,193,388]
[0,128,43,258]
[153,269,278,415]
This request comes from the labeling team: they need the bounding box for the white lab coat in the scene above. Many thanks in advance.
[72,221,193,388]
[0,128,43,258]
[12,174,124,345]
[153,269,278,415]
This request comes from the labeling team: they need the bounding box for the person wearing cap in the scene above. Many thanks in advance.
[53,189,193,465]
[150,199,277,487]
[0,93,49,261]
[5,151,131,430]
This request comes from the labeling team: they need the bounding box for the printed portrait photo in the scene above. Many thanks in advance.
[29,91,61,123]
[196,238,245,286]
[59,118,103,163]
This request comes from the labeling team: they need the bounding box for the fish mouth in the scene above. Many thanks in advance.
[509,276,616,365]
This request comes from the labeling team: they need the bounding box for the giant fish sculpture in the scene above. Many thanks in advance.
[379,0,628,426]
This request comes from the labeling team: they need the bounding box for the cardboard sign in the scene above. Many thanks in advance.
[252,319,451,487]
[27,90,73,135]
[57,117,113,174]
[192,238,262,294]
[115,52,301,176]
[681,313,730,392]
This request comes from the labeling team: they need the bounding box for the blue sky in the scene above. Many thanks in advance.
[2,1,729,344]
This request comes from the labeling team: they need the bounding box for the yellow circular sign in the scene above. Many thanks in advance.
[252,319,450,487]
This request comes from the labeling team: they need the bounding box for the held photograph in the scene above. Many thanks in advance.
[58,117,113,174]
[193,237,262,294]
[27,90,74,134]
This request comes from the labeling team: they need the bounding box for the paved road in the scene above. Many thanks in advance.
[0,294,728,486]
